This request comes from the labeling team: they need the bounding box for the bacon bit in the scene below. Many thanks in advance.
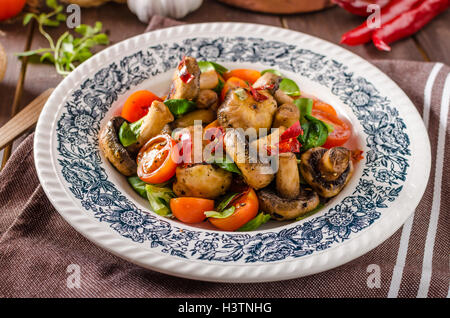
[280,121,303,140]
[178,56,194,84]
[249,85,268,102]
[351,149,364,162]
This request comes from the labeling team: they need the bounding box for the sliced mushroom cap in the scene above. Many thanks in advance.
[274,89,294,105]
[300,147,354,198]
[319,146,351,181]
[272,103,300,129]
[98,116,137,176]
[258,187,320,221]
[168,56,201,100]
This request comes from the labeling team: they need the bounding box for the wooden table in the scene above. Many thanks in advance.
[0,0,449,167]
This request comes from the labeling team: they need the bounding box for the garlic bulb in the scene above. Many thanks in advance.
[127,0,203,22]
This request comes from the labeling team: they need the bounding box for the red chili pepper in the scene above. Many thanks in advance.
[265,138,301,155]
[351,149,364,162]
[333,0,390,17]
[372,0,449,51]
[340,0,423,46]
[178,56,194,84]
[249,85,268,102]
[280,121,303,140]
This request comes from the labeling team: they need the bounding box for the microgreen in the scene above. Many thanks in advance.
[17,0,109,76]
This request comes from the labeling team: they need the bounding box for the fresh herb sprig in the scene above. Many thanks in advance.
[17,0,109,76]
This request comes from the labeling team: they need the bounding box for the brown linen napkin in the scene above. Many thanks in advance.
[0,16,449,298]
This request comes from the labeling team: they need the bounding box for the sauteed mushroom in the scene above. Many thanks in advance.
[258,187,320,221]
[196,89,219,111]
[99,116,137,176]
[300,147,354,198]
[168,56,201,100]
[253,72,282,95]
[276,152,300,199]
[173,164,232,199]
[217,87,277,134]
[272,103,300,129]
[223,129,275,190]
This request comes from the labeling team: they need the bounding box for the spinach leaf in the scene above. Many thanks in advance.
[279,78,301,96]
[118,117,144,147]
[198,61,228,75]
[260,69,282,76]
[207,156,242,175]
[164,99,196,118]
[127,176,147,198]
[300,114,329,150]
[237,213,271,231]
[216,193,240,212]
[204,206,235,219]
[294,98,313,125]
[145,184,175,217]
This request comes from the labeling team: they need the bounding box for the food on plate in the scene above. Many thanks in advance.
[99,56,362,231]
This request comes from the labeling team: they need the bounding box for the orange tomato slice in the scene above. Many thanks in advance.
[137,134,179,184]
[209,188,259,231]
[121,90,162,123]
[220,76,249,101]
[170,197,214,224]
[223,69,261,85]
[311,109,351,148]
[313,100,338,117]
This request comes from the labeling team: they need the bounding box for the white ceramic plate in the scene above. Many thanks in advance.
[34,23,431,283]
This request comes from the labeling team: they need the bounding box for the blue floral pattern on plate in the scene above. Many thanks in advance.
[56,37,410,263]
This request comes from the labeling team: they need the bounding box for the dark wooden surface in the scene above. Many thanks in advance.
[0,0,449,166]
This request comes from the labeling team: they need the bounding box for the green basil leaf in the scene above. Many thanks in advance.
[127,176,147,198]
[198,61,228,75]
[213,78,225,95]
[301,114,329,150]
[260,69,282,76]
[164,99,196,118]
[205,206,235,219]
[118,118,143,147]
[294,98,313,125]
[216,192,239,212]
[23,13,35,26]
[145,184,175,217]
[208,156,242,175]
[46,0,58,9]
[296,203,324,221]
[237,212,271,231]
[279,78,301,96]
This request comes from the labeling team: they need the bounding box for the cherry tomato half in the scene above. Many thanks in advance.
[311,109,352,148]
[223,69,261,85]
[170,197,214,224]
[209,188,259,231]
[220,76,249,101]
[121,90,162,123]
[137,134,179,184]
